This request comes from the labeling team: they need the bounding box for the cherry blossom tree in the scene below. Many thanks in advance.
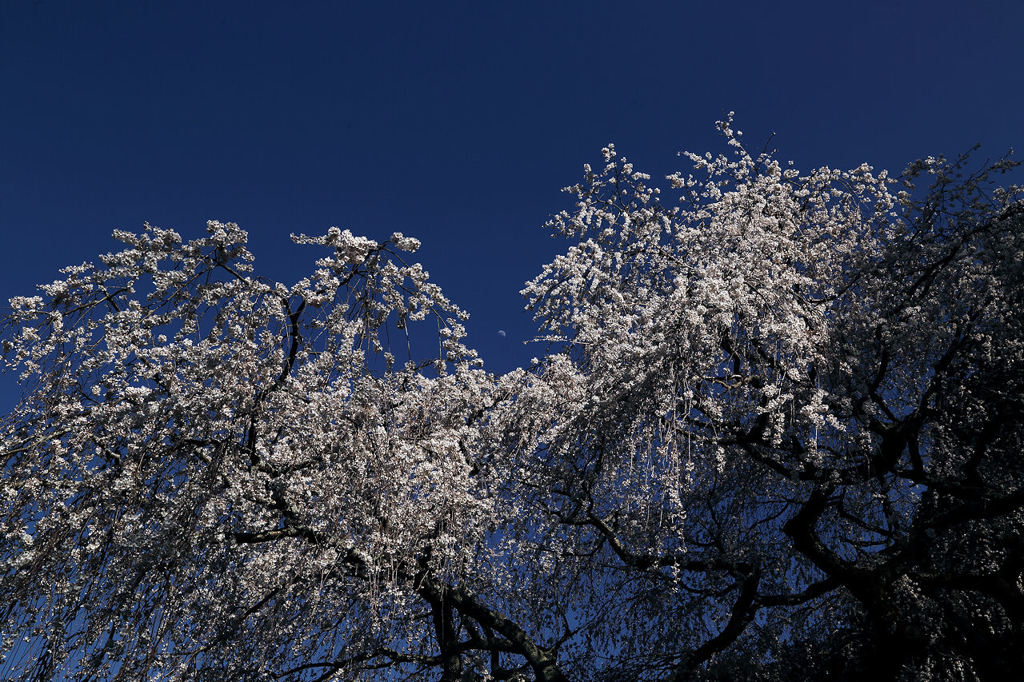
[510,122,1023,680]
[2,119,1022,680]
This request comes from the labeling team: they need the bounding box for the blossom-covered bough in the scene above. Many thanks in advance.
[0,223,523,680]
[2,119,1022,680]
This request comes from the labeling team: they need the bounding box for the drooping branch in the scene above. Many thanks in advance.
[666,568,762,680]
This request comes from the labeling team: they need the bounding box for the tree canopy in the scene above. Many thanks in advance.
[2,119,1022,680]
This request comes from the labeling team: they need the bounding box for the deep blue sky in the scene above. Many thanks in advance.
[2,0,1021,375]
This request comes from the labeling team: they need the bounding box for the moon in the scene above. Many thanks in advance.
[497,330,507,338]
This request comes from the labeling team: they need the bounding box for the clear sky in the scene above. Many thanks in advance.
[2,0,1021,376]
